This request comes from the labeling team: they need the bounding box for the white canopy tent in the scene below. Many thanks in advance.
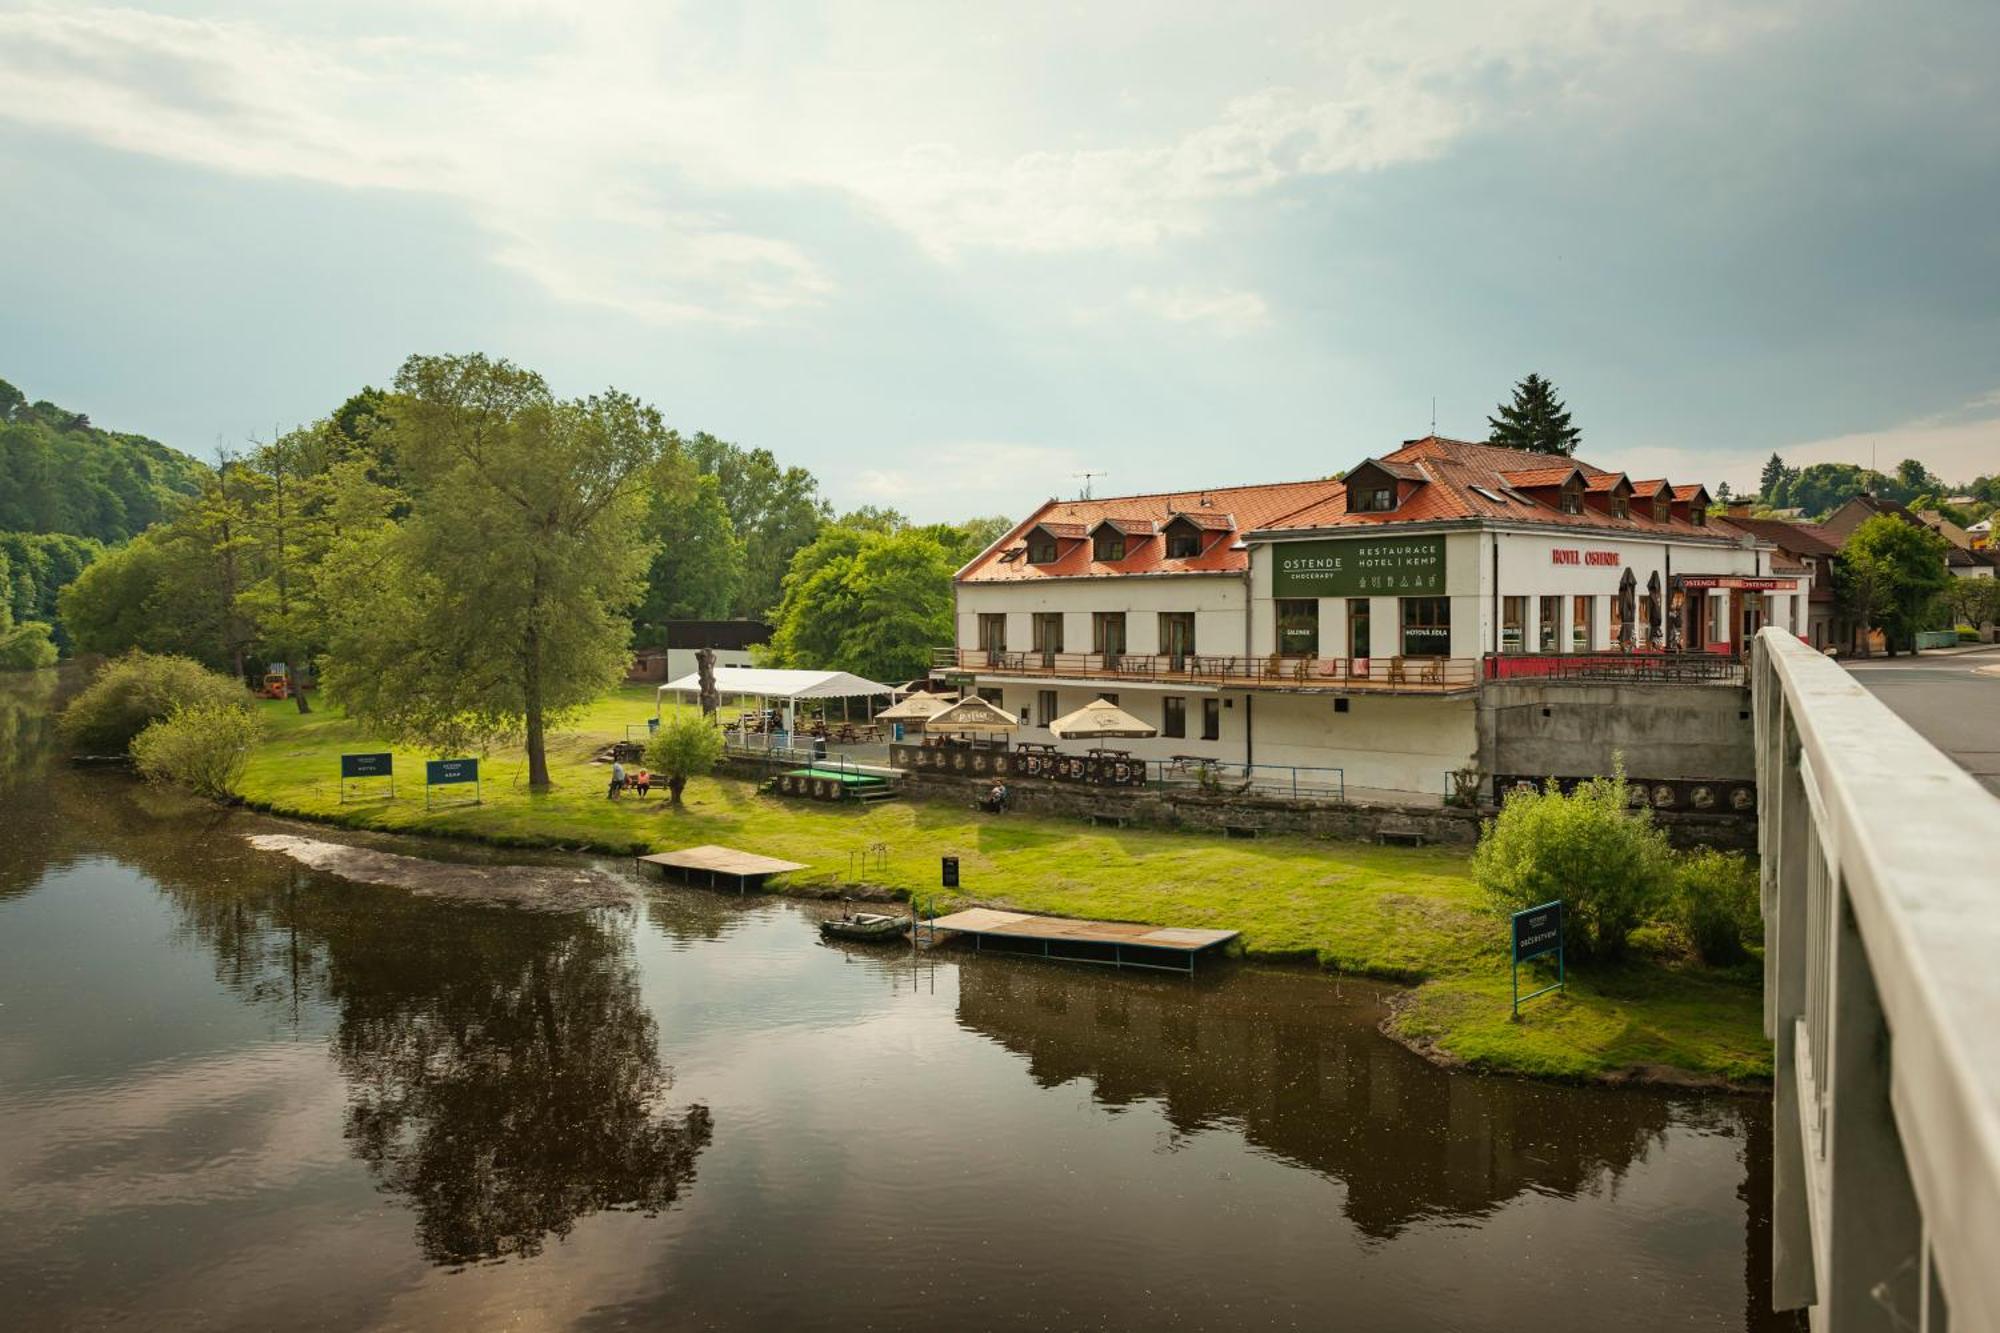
[656,668,899,746]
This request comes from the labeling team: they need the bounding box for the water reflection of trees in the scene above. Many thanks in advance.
[126,833,713,1265]
[954,962,1681,1238]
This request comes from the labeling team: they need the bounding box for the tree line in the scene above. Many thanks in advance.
[48,353,1006,784]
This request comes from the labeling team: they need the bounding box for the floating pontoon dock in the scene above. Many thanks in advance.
[637,845,807,893]
[925,907,1237,974]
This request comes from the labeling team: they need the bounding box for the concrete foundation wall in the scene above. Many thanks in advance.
[1478,680,1755,784]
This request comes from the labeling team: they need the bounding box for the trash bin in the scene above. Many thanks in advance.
[813,736,828,760]
[647,716,660,734]
[893,723,905,743]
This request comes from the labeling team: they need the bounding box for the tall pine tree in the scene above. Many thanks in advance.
[1487,374,1581,456]
[1759,452,1787,502]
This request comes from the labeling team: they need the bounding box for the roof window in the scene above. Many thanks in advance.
[1560,480,1583,515]
[1470,485,1507,503]
[1027,532,1058,563]
[1352,486,1397,513]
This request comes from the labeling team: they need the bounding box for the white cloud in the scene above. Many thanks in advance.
[847,441,1085,521]
[0,1,1793,323]
[1777,391,2000,485]
[1124,285,1270,335]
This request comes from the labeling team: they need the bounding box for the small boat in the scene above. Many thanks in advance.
[819,912,910,942]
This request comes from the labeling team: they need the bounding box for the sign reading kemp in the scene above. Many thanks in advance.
[1271,534,1447,599]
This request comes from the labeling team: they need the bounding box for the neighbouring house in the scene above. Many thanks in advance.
[1710,514,1846,651]
[1918,509,1975,551]
[628,620,771,683]
[933,435,1797,798]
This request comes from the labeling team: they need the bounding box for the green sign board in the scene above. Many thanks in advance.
[1271,534,1447,599]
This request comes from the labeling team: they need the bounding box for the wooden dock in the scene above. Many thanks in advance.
[637,845,806,893]
[925,907,1237,974]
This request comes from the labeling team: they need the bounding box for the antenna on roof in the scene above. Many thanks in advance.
[1073,471,1107,500]
[1430,397,1436,436]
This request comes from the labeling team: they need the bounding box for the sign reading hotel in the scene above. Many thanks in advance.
[1271,535,1446,598]
[1551,548,1621,566]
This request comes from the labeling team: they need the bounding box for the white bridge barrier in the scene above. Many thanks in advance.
[1754,628,2000,1331]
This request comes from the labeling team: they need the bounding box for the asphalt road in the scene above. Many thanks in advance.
[1841,645,2000,796]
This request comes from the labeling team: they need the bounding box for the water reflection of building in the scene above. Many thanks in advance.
[954,960,1681,1238]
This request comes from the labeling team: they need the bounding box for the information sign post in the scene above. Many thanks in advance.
[339,752,394,803]
[424,758,481,810]
[1510,900,1565,1019]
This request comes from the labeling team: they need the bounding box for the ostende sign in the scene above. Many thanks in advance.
[1271,535,1446,598]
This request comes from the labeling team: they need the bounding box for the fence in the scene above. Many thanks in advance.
[931,647,1480,692]
[1483,651,1745,685]
[1754,626,2000,1330]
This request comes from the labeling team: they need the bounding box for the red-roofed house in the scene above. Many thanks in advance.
[934,437,1797,795]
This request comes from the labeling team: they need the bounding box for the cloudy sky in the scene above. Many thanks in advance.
[1,0,1995,519]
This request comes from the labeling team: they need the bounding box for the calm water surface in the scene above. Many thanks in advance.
[0,672,1798,1331]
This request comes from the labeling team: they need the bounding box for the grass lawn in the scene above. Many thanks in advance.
[236,686,1771,1085]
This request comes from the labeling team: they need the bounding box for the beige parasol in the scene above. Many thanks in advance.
[924,695,1020,735]
[1047,696,1158,740]
[875,692,959,723]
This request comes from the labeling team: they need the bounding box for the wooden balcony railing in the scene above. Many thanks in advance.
[931,647,1480,693]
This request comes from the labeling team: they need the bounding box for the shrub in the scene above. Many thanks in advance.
[1670,849,1761,965]
[58,651,252,754]
[645,712,725,805]
[1471,766,1675,963]
[0,622,59,671]
[131,701,260,800]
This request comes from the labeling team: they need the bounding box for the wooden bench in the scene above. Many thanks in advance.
[1223,822,1266,840]
[1086,808,1131,828]
[1378,829,1425,847]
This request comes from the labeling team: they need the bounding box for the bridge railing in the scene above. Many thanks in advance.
[1754,627,2000,1331]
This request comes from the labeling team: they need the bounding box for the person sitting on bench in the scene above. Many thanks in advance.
[978,781,1011,813]
[632,767,652,798]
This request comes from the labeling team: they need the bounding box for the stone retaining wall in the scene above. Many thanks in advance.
[718,755,1751,851]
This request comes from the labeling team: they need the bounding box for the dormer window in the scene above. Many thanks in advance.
[1353,487,1396,513]
[1027,533,1058,563]
[1093,530,1126,562]
[1560,481,1583,515]
[1654,498,1670,523]
[1692,507,1707,528]
[1612,494,1629,518]
[1166,528,1201,558]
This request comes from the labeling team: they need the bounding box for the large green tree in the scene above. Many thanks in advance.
[319,353,672,789]
[1487,373,1581,456]
[763,525,956,682]
[1836,515,1952,655]
[685,432,829,617]
[0,376,206,544]
[635,470,743,635]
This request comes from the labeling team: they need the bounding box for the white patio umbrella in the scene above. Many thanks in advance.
[1048,697,1158,740]
[925,695,1020,736]
[875,692,959,723]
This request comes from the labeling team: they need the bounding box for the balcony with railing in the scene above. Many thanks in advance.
[1754,627,2000,1330]
[931,647,1481,694]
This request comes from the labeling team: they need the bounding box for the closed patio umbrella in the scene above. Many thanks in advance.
[925,695,1020,736]
[1048,697,1158,740]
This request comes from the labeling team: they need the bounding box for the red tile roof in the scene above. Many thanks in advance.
[1710,515,1841,556]
[1584,472,1632,493]
[960,479,1339,582]
[1091,516,1158,536]
[1259,437,1730,541]
[961,437,1747,584]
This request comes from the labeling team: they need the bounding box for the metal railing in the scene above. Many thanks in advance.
[1150,759,1346,802]
[1754,626,2000,1331]
[931,647,1481,693]
[1484,651,1746,685]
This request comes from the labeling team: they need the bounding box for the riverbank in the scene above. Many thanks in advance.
[234,690,1771,1085]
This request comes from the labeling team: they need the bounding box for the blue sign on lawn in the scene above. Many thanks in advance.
[426,758,478,786]
[1509,900,1565,1017]
[1512,901,1563,963]
[341,752,393,779]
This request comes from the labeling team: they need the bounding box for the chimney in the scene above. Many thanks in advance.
[1726,500,1753,517]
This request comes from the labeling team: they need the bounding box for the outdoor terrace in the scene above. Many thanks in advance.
[932,647,1482,694]
[933,648,1745,692]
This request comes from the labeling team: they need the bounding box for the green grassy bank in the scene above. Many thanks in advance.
[235,688,1771,1086]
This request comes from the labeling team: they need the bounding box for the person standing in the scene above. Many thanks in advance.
[609,758,626,799]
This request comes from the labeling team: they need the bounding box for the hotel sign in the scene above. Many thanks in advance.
[1272,535,1446,598]
[1677,575,1799,591]
[1551,548,1621,567]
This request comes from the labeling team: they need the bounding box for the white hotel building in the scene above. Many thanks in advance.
[933,436,1803,797]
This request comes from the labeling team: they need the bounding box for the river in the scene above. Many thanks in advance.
[0,671,1799,1331]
